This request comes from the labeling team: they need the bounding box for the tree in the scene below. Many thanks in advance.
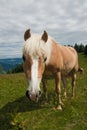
[74,43,85,53]
[84,45,87,55]
[79,44,85,52]
[7,63,23,74]
[0,65,3,73]
[74,43,79,52]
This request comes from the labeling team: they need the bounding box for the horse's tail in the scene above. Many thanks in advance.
[78,67,84,74]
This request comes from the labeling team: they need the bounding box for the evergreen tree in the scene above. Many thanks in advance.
[74,43,79,52]
[84,45,87,55]
[7,63,23,74]
[0,65,3,73]
[79,44,85,52]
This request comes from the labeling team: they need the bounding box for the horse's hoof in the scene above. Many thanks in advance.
[52,105,62,111]
[56,105,62,111]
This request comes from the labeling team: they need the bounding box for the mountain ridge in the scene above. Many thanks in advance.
[0,58,22,72]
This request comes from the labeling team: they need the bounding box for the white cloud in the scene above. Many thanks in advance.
[0,0,87,58]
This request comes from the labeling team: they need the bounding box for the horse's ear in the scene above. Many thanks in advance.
[41,31,48,42]
[24,29,31,41]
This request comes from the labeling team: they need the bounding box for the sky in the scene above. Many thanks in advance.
[0,0,87,59]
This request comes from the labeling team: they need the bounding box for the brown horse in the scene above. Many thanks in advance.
[23,29,82,110]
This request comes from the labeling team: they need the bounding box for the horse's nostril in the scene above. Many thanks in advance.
[39,91,41,95]
[26,91,29,97]
[36,94,38,98]
[26,90,29,97]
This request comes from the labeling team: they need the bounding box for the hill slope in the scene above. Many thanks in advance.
[0,58,22,72]
[0,53,87,130]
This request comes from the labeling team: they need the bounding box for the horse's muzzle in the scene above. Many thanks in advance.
[26,90,41,102]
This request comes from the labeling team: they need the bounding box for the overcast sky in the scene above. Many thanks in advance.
[0,0,87,59]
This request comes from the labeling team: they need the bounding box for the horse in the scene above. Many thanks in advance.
[22,29,83,110]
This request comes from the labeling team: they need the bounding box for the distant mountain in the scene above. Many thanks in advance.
[0,58,22,72]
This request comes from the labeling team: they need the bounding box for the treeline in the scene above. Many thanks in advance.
[74,43,87,54]
[6,43,87,74]
[7,63,23,74]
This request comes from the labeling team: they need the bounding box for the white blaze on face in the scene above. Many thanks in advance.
[28,58,41,94]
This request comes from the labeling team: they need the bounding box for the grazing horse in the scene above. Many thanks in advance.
[23,29,82,110]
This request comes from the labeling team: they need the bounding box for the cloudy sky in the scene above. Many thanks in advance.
[0,0,87,59]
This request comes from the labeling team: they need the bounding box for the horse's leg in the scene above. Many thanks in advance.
[55,72,62,110]
[42,78,48,101]
[72,73,76,97]
[62,76,67,98]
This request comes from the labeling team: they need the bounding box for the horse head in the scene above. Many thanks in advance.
[23,29,49,102]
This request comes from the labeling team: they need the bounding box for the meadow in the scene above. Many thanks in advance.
[0,53,87,130]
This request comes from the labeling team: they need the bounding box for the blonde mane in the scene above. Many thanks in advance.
[23,33,52,64]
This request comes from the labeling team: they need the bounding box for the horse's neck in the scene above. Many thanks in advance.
[47,40,62,69]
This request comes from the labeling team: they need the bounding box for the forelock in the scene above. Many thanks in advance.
[23,33,52,62]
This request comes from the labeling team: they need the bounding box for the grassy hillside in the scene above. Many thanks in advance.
[0,53,87,130]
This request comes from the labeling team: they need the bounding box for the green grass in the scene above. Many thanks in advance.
[0,53,87,130]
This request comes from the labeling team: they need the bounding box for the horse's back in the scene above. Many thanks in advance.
[59,45,78,72]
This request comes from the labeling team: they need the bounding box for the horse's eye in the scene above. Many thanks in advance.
[22,55,26,61]
[44,57,47,62]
